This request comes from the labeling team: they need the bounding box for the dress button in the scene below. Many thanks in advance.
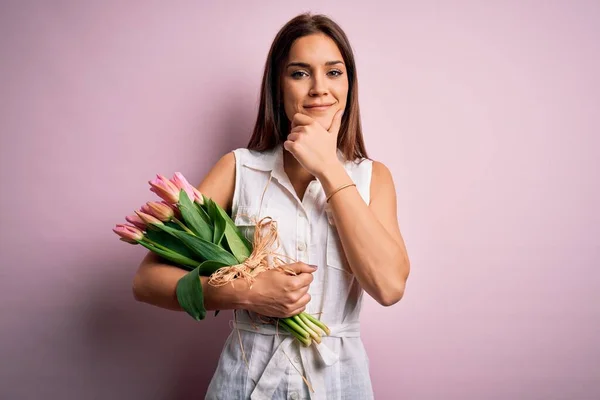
[289,392,299,400]
[297,242,306,251]
[294,356,301,363]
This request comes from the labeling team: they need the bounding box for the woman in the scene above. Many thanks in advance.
[133,13,410,400]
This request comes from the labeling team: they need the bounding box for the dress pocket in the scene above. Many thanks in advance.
[233,205,285,244]
[233,206,260,243]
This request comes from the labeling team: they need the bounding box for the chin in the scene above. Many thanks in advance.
[314,116,332,130]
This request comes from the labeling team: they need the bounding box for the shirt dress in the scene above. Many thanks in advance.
[205,143,375,400]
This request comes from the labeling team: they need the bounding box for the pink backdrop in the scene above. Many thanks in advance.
[1,1,598,399]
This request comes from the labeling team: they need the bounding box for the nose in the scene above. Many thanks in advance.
[309,74,328,97]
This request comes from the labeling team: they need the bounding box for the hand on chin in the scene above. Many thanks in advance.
[301,109,334,131]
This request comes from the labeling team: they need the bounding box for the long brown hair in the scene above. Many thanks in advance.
[246,13,368,161]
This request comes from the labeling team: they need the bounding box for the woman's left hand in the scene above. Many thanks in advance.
[283,110,344,178]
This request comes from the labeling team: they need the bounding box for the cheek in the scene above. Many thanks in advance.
[283,88,303,113]
[334,84,349,105]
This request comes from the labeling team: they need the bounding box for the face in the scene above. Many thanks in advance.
[281,33,349,131]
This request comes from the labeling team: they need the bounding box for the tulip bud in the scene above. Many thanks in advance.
[146,201,174,222]
[125,214,147,230]
[113,224,144,243]
[171,172,196,203]
[192,186,204,205]
[140,204,153,215]
[149,174,180,204]
[161,201,181,218]
[135,210,164,226]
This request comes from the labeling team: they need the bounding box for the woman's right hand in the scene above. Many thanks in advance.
[242,262,317,318]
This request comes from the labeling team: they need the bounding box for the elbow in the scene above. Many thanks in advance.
[377,286,405,307]
[376,269,409,307]
[376,250,410,307]
[132,273,146,303]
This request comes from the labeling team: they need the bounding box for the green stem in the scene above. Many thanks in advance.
[278,321,311,346]
[137,239,198,269]
[303,313,330,335]
[172,217,195,235]
[299,313,324,337]
[293,315,321,343]
[280,317,309,339]
[142,238,173,252]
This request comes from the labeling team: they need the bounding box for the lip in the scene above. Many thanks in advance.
[304,103,334,111]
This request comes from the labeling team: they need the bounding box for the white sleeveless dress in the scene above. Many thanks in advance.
[205,143,375,400]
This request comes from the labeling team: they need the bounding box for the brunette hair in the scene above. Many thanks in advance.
[246,13,368,161]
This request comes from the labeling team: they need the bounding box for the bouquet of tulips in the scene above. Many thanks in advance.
[113,172,330,347]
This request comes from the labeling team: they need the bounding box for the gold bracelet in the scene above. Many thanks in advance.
[326,183,356,203]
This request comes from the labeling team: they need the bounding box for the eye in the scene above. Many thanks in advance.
[291,70,309,79]
[329,70,343,77]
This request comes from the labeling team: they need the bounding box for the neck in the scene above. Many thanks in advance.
[283,147,315,184]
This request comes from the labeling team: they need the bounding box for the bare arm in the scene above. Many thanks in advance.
[132,252,254,312]
[131,151,316,317]
[317,160,410,306]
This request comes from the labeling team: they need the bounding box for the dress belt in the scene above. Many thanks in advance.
[231,319,361,400]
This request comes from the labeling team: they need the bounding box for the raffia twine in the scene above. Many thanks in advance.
[206,214,297,288]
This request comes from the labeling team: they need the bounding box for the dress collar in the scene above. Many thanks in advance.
[242,143,348,207]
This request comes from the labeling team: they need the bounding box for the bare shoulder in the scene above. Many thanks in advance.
[369,160,396,203]
[196,151,236,213]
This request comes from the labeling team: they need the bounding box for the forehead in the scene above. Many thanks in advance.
[288,33,343,63]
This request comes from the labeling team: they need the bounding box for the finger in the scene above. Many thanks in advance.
[285,305,307,317]
[291,113,313,130]
[293,292,311,309]
[284,291,311,316]
[287,131,300,142]
[290,125,305,134]
[283,140,296,153]
[286,262,318,275]
[289,272,314,289]
[328,109,344,136]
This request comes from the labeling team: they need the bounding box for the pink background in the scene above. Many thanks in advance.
[1,1,598,399]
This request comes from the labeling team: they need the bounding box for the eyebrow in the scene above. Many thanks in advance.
[286,60,345,69]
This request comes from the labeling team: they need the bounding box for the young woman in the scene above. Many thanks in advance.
[133,13,410,400]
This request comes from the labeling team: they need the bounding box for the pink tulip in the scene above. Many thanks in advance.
[149,174,180,204]
[140,204,153,215]
[135,210,164,226]
[161,201,181,216]
[113,224,144,243]
[192,186,204,205]
[171,172,197,203]
[146,201,174,221]
[125,214,147,230]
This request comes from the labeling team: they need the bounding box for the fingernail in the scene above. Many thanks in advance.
[310,264,318,269]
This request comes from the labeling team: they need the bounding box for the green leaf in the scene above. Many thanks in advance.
[137,240,198,270]
[196,203,212,225]
[176,265,206,320]
[178,190,213,242]
[175,259,229,321]
[207,198,226,245]
[221,206,253,253]
[198,260,229,275]
[164,221,184,230]
[216,205,253,263]
[152,223,239,265]
[144,229,197,260]
[223,224,251,263]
